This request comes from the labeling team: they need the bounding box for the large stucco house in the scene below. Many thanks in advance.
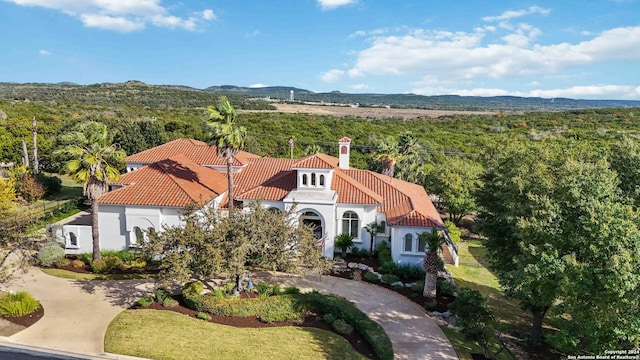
[53,137,458,267]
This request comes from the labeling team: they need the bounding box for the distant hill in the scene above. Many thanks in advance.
[1,81,639,112]
[204,85,640,112]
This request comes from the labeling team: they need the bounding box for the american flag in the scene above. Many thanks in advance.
[315,236,325,247]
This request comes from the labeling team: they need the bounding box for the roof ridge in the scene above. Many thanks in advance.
[334,170,383,204]
[236,168,293,198]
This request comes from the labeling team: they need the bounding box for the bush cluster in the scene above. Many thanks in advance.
[436,279,456,297]
[136,296,154,307]
[37,242,65,266]
[196,312,211,321]
[363,272,379,283]
[90,256,123,273]
[332,318,354,335]
[381,274,400,284]
[0,291,41,317]
[376,242,395,273]
[349,247,369,258]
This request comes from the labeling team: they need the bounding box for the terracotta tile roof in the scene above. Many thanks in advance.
[292,153,339,169]
[125,138,259,167]
[332,171,382,205]
[100,154,228,207]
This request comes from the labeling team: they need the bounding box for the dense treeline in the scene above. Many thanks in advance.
[1,98,639,172]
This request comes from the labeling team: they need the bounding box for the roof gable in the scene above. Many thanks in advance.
[292,153,339,169]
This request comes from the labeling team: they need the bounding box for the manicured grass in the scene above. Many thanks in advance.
[444,240,518,360]
[40,268,152,280]
[105,309,367,360]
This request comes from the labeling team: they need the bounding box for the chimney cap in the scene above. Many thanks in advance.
[338,137,352,143]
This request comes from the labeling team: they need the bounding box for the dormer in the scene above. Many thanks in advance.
[291,153,337,190]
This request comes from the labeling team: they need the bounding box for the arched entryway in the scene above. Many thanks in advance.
[300,210,323,239]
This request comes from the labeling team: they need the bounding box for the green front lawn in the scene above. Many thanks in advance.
[444,240,518,359]
[105,309,367,360]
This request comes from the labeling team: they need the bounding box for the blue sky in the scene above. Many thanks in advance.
[1,0,639,100]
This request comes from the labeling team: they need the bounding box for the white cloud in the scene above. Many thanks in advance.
[6,0,214,32]
[350,84,370,90]
[342,25,640,86]
[482,6,550,22]
[410,84,640,100]
[317,0,357,10]
[39,49,51,56]
[249,83,268,88]
[202,9,216,21]
[320,69,345,83]
[245,30,260,38]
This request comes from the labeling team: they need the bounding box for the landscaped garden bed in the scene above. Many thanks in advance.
[127,282,392,360]
[0,291,44,333]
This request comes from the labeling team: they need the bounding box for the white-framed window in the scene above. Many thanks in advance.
[302,174,308,186]
[403,232,427,254]
[342,211,359,240]
[311,173,317,186]
[319,174,325,186]
[380,221,387,234]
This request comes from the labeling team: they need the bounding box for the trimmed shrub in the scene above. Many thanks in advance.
[332,318,354,335]
[350,247,368,258]
[182,293,304,323]
[37,242,65,267]
[212,288,227,298]
[394,264,426,281]
[53,257,70,268]
[90,256,123,273]
[363,272,379,283]
[71,259,85,268]
[101,250,137,263]
[123,258,147,269]
[437,279,456,297]
[323,313,337,324]
[423,300,437,311]
[381,274,400,284]
[379,259,397,274]
[196,312,211,321]
[136,296,154,307]
[0,292,40,317]
[162,297,178,308]
[154,288,170,303]
[410,281,425,292]
[283,286,300,294]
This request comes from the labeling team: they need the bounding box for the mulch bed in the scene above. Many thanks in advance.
[131,295,379,360]
[3,306,44,328]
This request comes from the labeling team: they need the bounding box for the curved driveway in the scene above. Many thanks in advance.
[4,268,458,360]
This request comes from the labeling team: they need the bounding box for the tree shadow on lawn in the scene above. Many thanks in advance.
[72,278,154,308]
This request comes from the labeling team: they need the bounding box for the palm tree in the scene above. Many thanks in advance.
[364,222,382,256]
[421,230,445,298]
[205,96,247,213]
[373,136,403,177]
[56,122,125,261]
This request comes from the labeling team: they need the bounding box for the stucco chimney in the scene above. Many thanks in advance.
[338,137,351,169]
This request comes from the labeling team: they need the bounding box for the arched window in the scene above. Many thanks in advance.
[134,226,145,244]
[311,173,316,186]
[302,174,308,186]
[267,207,282,214]
[342,211,359,239]
[69,232,78,247]
[404,233,413,252]
[319,174,325,186]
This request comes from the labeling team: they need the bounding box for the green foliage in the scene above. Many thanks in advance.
[36,173,62,197]
[332,318,354,335]
[380,274,400,284]
[322,313,337,324]
[142,202,331,289]
[162,297,178,308]
[0,291,40,317]
[410,281,425,292]
[182,293,304,323]
[182,281,204,297]
[444,220,462,243]
[270,284,282,296]
[70,259,85,268]
[376,242,396,274]
[37,242,65,267]
[123,258,147,269]
[423,300,437,311]
[335,233,354,255]
[363,272,379,283]
[256,282,271,297]
[196,312,211,321]
[90,256,123,274]
[53,257,70,268]
[449,287,499,359]
[436,279,456,297]
[283,286,300,295]
[154,288,170,303]
[136,296,154,308]
[349,247,368,258]
[393,264,426,281]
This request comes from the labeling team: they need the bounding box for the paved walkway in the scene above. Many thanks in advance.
[4,267,458,360]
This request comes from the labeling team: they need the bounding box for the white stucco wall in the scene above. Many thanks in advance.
[390,226,433,268]
[335,204,377,254]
